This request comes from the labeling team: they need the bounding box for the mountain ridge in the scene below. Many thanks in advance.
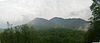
[28,17,89,30]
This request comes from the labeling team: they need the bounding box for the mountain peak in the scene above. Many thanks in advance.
[31,18,48,22]
[34,18,48,21]
[49,17,65,22]
[52,17,63,19]
[28,17,89,30]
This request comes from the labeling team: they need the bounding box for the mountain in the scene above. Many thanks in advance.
[0,23,7,28]
[28,18,55,29]
[49,17,89,29]
[28,17,89,30]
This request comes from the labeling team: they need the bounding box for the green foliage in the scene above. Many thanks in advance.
[38,28,85,43]
[86,0,100,43]
[0,25,85,43]
[0,25,38,43]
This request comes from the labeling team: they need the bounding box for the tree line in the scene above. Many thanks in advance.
[0,25,85,43]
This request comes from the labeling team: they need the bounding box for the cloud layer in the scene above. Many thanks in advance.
[0,0,92,23]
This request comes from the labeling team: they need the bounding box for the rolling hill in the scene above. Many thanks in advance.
[28,17,89,30]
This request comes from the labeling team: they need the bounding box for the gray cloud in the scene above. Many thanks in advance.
[0,0,92,23]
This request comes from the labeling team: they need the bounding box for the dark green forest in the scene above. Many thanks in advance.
[85,0,100,43]
[0,25,85,43]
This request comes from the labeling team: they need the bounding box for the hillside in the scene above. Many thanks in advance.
[28,17,89,30]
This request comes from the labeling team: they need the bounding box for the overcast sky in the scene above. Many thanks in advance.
[0,0,92,23]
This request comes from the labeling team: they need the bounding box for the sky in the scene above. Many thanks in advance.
[0,0,92,24]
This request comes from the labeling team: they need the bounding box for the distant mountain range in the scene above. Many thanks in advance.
[28,17,89,30]
[0,23,7,28]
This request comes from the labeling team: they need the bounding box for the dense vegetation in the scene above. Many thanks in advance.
[0,25,85,43]
[85,0,100,43]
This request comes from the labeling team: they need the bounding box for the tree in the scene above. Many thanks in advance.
[86,0,100,43]
[0,25,38,43]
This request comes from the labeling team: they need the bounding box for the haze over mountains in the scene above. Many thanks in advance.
[28,17,89,30]
[0,16,89,31]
